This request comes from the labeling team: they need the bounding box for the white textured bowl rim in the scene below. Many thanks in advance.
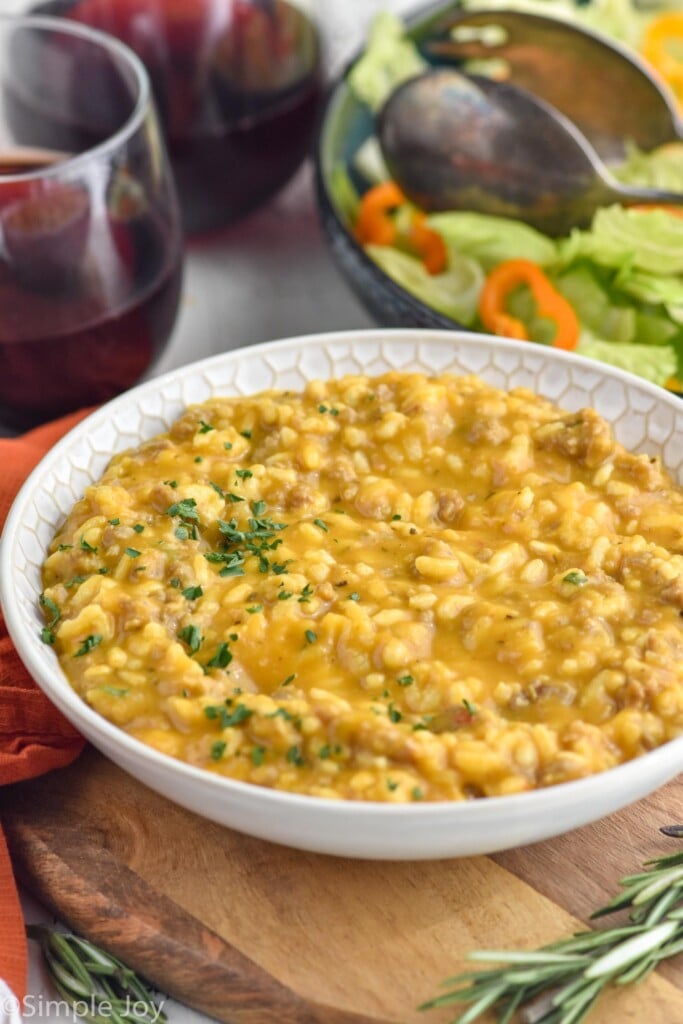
[2,328,682,829]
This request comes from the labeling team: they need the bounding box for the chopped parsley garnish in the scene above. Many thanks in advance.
[348,592,360,602]
[397,675,414,687]
[182,585,203,600]
[298,583,314,603]
[194,456,203,463]
[318,404,328,413]
[266,707,294,721]
[235,469,253,480]
[278,590,293,601]
[74,634,102,657]
[240,430,252,439]
[204,702,253,728]
[271,561,290,575]
[103,686,128,697]
[57,543,73,552]
[167,498,199,521]
[207,642,232,669]
[305,630,317,645]
[387,779,398,792]
[64,575,87,589]
[198,420,215,433]
[281,674,296,687]
[164,479,178,488]
[210,481,225,498]
[224,441,233,450]
[387,702,402,723]
[170,578,181,589]
[177,624,202,652]
[80,536,98,553]
[246,605,263,614]
[108,518,120,526]
[286,745,304,766]
[125,547,141,558]
[40,594,60,627]
[98,567,109,575]
[392,514,402,521]
[251,500,266,516]
[211,740,227,761]
[251,746,266,766]
[319,745,331,759]
[313,519,328,532]
[412,787,424,801]
[133,524,144,533]
[462,698,477,716]
[227,492,244,503]
[563,570,588,586]
[40,627,55,645]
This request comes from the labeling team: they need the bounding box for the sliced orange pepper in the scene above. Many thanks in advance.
[355,181,404,247]
[630,203,683,218]
[355,182,448,275]
[408,212,448,275]
[641,12,683,105]
[479,259,580,351]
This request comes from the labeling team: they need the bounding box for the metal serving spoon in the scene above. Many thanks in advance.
[409,6,683,166]
[378,68,683,236]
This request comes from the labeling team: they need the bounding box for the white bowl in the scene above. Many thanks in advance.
[2,329,682,860]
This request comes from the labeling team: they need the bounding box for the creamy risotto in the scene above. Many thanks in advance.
[41,373,683,801]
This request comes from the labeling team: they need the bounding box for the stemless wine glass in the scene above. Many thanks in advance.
[0,15,183,429]
[31,0,323,235]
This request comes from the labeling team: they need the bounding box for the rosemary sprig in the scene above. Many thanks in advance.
[27,925,167,1024]
[421,826,683,1024]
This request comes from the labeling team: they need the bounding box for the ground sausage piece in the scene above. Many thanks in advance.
[534,408,615,469]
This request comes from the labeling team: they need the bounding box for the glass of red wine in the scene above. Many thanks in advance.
[35,0,322,236]
[0,14,183,429]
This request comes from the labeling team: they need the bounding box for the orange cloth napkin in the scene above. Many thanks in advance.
[0,410,91,1006]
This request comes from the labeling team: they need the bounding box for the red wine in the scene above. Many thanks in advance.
[0,152,182,428]
[37,0,323,234]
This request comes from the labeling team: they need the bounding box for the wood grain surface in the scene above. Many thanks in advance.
[2,748,682,1024]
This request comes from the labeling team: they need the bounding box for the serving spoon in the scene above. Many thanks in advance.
[378,68,683,236]
[409,6,683,165]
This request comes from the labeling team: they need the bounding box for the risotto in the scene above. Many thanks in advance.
[41,372,683,802]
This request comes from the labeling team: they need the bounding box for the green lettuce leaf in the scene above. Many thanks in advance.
[347,12,426,113]
[616,142,683,193]
[554,265,636,343]
[426,212,556,270]
[365,244,484,324]
[577,333,677,387]
[558,206,683,276]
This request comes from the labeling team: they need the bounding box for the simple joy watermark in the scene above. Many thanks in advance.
[0,994,166,1022]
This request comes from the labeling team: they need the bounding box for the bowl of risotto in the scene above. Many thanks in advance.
[2,329,682,859]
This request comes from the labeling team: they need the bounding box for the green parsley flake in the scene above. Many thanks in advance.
[348,592,360,602]
[194,456,203,463]
[133,524,144,533]
[40,594,60,627]
[182,585,203,600]
[462,699,477,716]
[64,575,87,589]
[251,746,266,766]
[235,469,253,480]
[207,642,232,669]
[397,675,414,686]
[108,518,120,526]
[74,634,102,658]
[305,630,317,645]
[251,500,267,516]
[80,537,98,553]
[57,543,73,551]
[392,514,402,521]
[211,740,227,761]
[40,627,55,645]
[103,686,129,697]
[387,703,402,723]
[286,745,304,766]
[170,578,181,589]
[224,441,233,450]
[318,745,331,759]
[167,498,199,522]
[210,481,225,498]
[125,547,141,558]
[563,570,589,586]
[164,480,178,488]
[281,674,296,687]
[246,605,263,614]
[178,624,202,652]
[313,518,328,532]
[198,420,215,433]
[227,492,245,503]
[412,787,424,800]
[298,584,314,603]
[278,590,293,601]
[204,703,253,728]
[240,430,252,439]
[387,779,399,792]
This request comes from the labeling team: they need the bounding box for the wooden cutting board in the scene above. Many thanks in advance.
[2,748,683,1024]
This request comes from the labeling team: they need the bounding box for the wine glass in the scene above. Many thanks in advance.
[0,14,183,429]
[33,0,323,236]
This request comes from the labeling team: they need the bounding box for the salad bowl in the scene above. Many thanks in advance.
[314,5,683,391]
[2,328,683,860]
